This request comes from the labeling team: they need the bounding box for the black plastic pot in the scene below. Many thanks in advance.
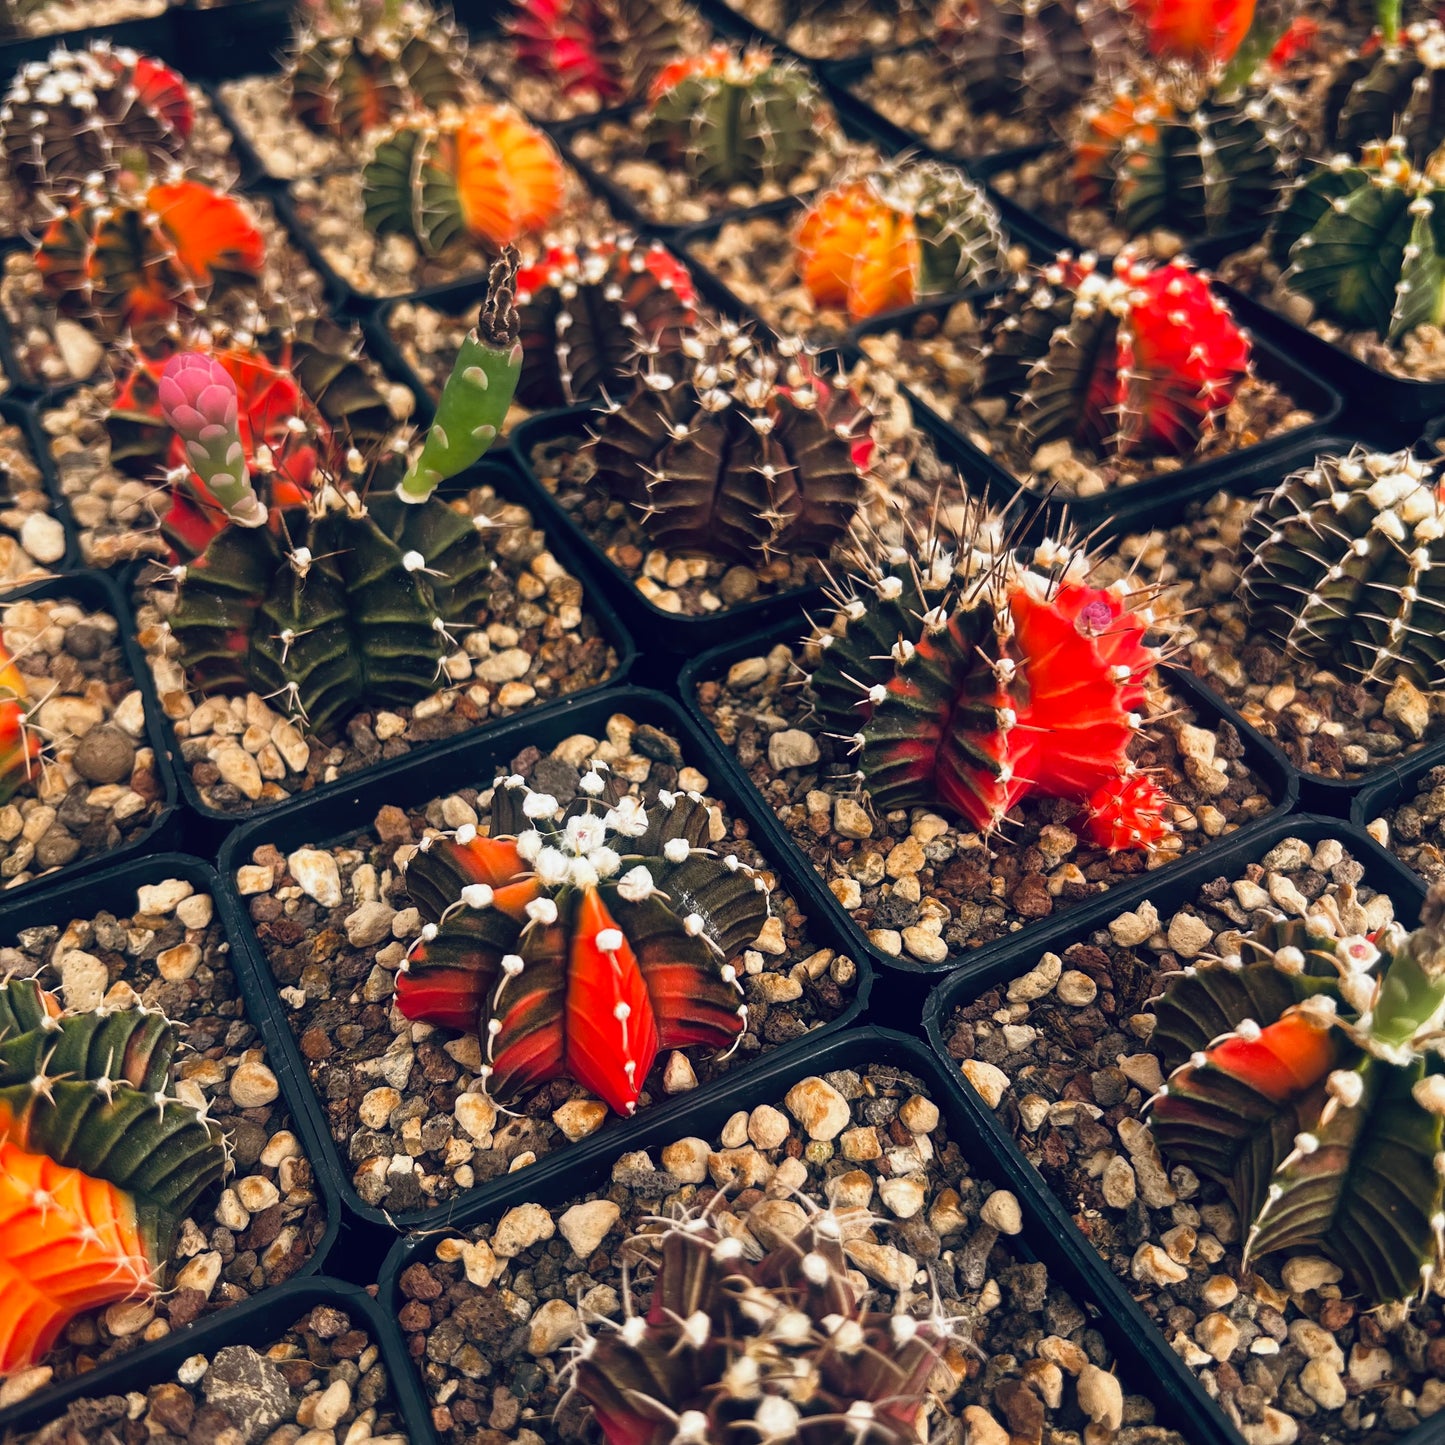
[677,614,1299,988]
[147,454,636,848]
[378,1025,1250,1445]
[0,567,182,897]
[0,1277,423,1441]
[845,291,1344,535]
[214,685,875,1238]
[0,849,343,1433]
[509,404,833,668]
[1350,738,1445,887]
[922,812,1444,1445]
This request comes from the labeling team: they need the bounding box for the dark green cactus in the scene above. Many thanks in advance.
[1271,137,1445,341]
[645,44,820,189]
[1324,19,1445,166]
[1148,888,1445,1305]
[1240,446,1445,687]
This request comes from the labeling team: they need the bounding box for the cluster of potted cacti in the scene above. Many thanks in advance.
[8,0,1445,1444]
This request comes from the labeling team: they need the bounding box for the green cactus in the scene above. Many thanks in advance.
[1324,19,1445,166]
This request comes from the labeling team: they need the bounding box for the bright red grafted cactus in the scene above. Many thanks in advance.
[809,520,1169,841]
[507,0,687,104]
[395,770,767,1117]
[0,975,226,1372]
[1148,886,1445,1305]
[1080,772,1170,852]
[977,251,1252,459]
[1130,0,1255,62]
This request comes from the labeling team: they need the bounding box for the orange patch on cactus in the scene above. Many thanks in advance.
[0,1137,154,1373]
[148,181,266,292]
[1073,89,1172,206]
[1132,0,1255,62]
[1197,1011,1339,1100]
[795,182,916,320]
[452,106,565,248]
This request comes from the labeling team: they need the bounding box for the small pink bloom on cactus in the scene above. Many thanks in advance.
[1080,772,1171,852]
[159,352,266,528]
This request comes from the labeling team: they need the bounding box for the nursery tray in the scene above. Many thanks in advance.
[0,849,344,1432]
[678,614,1300,981]
[214,686,875,1236]
[843,291,1345,536]
[1351,738,1445,885]
[509,404,832,668]
[379,1026,1249,1445]
[0,1276,421,1440]
[0,566,180,895]
[153,454,637,846]
[922,812,1442,1445]
[0,8,179,80]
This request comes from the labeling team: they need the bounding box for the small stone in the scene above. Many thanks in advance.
[1241,1408,1298,1445]
[726,656,767,688]
[1348,1343,1392,1389]
[72,727,134,784]
[884,837,925,877]
[1301,1358,1347,1410]
[19,513,65,565]
[961,1407,1009,1445]
[344,901,395,948]
[559,1200,620,1259]
[138,879,192,913]
[60,949,107,1010]
[288,848,342,907]
[455,1092,497,1142]
[1109,901,1160,948]
[784,1076,850,1140]
[492,1202,555,1258]
[878,1174,926,1219]
[528,1298,579,1355]
[1077,1365,1123,1431]
[980,1190,1022,1234]
[660,1137,709,1184]
[1131,1242,1188,1285]
[961,1058,1008,1109]
[553,1099,607,1142]
[1196,1311,1240,1362]
[1280,1256,1343,1294]
[311,1380,351,1431]
[360,1087,400,1129]
[662,1050,697,1093]
[215,743,263,800]
[1008,952,1062,1002]
[1101,1156,1136,1208]
[747,1105,789,1150]
[902,925,949,964]
[843,1240,916,1291]
[899,1095,939,1134]
[0,1367,51,1409]
[236,864,274,895]
[1056,969,1097,1006]
[1384,674,1431,740]
[833,797,873,839]
[768,729,819,770]
[747,1198,809,1248]
[202,1346,291,1444]
[230,1059,279,1109]
[1167,911,1215,958]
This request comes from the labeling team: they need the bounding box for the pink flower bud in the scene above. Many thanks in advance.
[159,352,239,443]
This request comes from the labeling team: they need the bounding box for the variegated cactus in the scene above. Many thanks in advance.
[395,768,767,1117]
[1148,884,1445,1305]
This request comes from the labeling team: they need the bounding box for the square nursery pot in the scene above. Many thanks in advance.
[376,1027,1242,1445]
[0,851,342,1425]
[922,813,1443,1445]
[680,615,1300,979]
[213,686,874,1236]
[842,285,1345,536]
[509,404,832,667]
[1351,738,1445,891]
[0,567,180,898]
[0,1277,425,1443]
[147,454,636,846]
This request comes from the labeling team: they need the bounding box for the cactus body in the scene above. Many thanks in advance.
[0,43,191,205]
[508,0,686,103]
[934,0,1129,127]
[573,1209,952,1444]
[1148,889,1445,1305]
[363,102,565,256]
[976,251,1252,460]
[1271,137,1445,342]
[34,179,265,337]
[795,158,1007,320]
[0,976,226,1373]
[1130,0,1255,61]
[396,773,762,1117]
[514,237,694,407]
[645,44,820,189]
[1240,447,1445,687]
[808,521,1167,838]
[1072,78,1292,240]
[1325,20,1445,166]
[588,321,872,564]
[288,0,470,144]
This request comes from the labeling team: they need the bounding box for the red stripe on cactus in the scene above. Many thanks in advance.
[1201,1012,1339,1101]
[0,1136,155,1373]
[564,887,660,1116]
[395,962,491,1033]
[488,924,570,1099]
[130,55,194,141]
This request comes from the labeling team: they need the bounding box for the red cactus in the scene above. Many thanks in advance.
[395,774,765,1117]
[1079,772,1171,852]
[1130,0,1255,62]
[978,251,1252,459]
[129,55,194,140]
[508,0,684,103]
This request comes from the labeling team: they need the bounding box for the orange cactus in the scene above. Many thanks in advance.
[1072,87,1173,205]
[1132,0,1255,63]
[363,103,565,255]
[35,178,265,336]
[0,643,39,805]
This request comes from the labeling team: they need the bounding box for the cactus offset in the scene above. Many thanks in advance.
[976,251,1252,460]
[287,0,471,146]
[0,975,226,1373]
[507,0,687,104]
[571,1205,958,1443]
[395,769,764,1117]
[795,157,1007,321]
[0,43,191,206]
[1271,137,1445,342]
[34,177,265,338]
[514,237,694,408]
[1147,886,1445,1305]
[588,320,873,565]
[933,0,1130,130]
[363,101,565,257]
[807,512,1169,838]
[645,44,820,190]
[1072,75,1294,241]
[163,255,520,732]
[1324,20,1445,166]
[1079,771,1171,852]
[1240,447,1445,688]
